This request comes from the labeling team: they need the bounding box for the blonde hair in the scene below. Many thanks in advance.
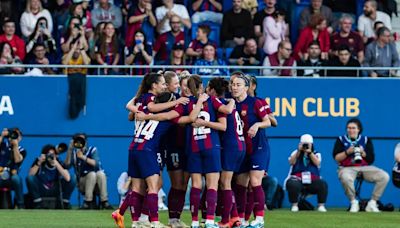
[26,0,43,13]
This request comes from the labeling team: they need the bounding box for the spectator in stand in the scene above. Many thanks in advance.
[26,43,57,75]
[285,134,328,212]
[299,0,337,33]
[26,144,76,209]
[241,0,258,18]
[0,19,25,61]
[191,0,223,24]
[364,26,400,77]
[229,38,264,75]
[0,0,19,25]
[67,1,93,40]
[294,14,330,61]
[193,43,228,76]
[323,0,357,16]
[262,40,296,76]
[26,17,57,59]
[330,14,364,63]
[377,0,398,18]
[254,0,277,47]
[95,22,121,75]
[155,0,191,34]
[327,45,361,77]
[126,0,157,47]
[125,29,153,76]
[358,0,391,44]
[221,0,254,48]
[186,24,217,64]
[262,10,287,55]
[167,43,186,74]
[20,0,53,39]
[297,41,328,77]
[0,42,24,74]
[333,118,389,213]
[91,0,122,29]
[153,15,185,65]
[61,17,90,54]
[62,37,91,119]
[53,0,73,43]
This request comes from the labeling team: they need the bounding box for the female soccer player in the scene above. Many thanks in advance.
[230,74,272,228]
[206,78,246,228]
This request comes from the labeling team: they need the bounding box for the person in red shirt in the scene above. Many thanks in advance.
[0,19,26,61]
[294,14,330,61]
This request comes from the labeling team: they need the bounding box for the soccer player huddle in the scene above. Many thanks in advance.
[112,71,277,228]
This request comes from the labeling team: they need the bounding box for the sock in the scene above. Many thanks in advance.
[245,190,254,221]
[216,189,223,217]
[200,189,207,220]
[252,185,265,218]
[206,189,217,221]
[168,188,180,219]
[176,189,186,219]
[230,194,239,218]
[221,190,233,224]
[147,193,159,222]
[234,184,247,219]
[130,191,144,221]
[190,187,202,222]
[141,194,150,217]
[119,191,132,216]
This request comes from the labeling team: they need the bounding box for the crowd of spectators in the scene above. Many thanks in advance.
[0,0,399,77]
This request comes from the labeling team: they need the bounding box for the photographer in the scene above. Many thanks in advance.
[285,134,328,212]
[0,128,26,208]
[333,118,389,212]
[64,133,113,209]
[26,144,76,209]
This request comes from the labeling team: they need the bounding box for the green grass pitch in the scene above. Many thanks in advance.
[0,209,399,227]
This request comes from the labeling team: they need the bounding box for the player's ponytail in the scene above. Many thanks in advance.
[135,72,163,99]
[187,75,202,98]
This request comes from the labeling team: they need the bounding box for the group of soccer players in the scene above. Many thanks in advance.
[112,70,277,228]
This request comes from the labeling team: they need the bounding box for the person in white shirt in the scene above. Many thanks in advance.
[155,0,191,34]
[20,0,53,38]
[357,0,392,43]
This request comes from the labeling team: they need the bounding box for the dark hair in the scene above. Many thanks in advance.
[135,72,164,99]
[337,45,351,53]
[29,17,48,41]
[0,42,15,58]
[308,40,320,48]
[65,16,83,40]
[208,77,229,96]
[155,92,176,104]
[376,26,390,38]
[41,144,56,154]
[134,28,147,46]
[73,133,87,140]
[33,42,46,50]
[309,13,325,29]
[346,118,363,134]
[373,21,384,30]
[272,10,286,19]
[198,24,211,36]
[187,75,203,97]
[202,43,216,59]
[2,18,15,26]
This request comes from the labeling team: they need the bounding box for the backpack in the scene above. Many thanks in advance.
[392,170,400,188]
[298,198,315,211]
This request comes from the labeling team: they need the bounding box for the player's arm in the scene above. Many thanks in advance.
[193,116,227,131]
[136,110,180,122]
[248,114,271,138]
[176,93,209,124]
[269,113,278,127]
[126,96,138,113]
[147,97,189,113]
[217,99,235,114]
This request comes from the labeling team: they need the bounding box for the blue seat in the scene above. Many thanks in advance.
[191,22,221,47]
[224,47,234,61]
[290,2,310,46]
[223,0,233,12]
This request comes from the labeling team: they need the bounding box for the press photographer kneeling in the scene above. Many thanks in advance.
[64,133,113,209]
[285,134,328,212]
[26,144,76,209]
[0,128,26,208]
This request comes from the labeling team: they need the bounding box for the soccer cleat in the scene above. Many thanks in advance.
[131,221,140,228]
[216,222,230,228]
[349,200,360,213]
[317,205,327,212]
[365,200,380,212]
[204,223,219,228]
[245,221,264,228]
[176,220,190,228]
[137,220,152,228]
[291,205,299,212]
[150,221,168,228]
[111,210,125,228]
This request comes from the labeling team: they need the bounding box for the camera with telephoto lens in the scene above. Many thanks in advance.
[73,135,86,149]
[353,146,362,163]
[7,129,19,140]
[56,143,68,154]
[302,143,309,150]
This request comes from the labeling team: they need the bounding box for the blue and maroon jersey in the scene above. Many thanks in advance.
[196,0,221,12]
[174,96,224,153]
[129,119,172,152]
[134,93,156,114]
[235,96,269,154]
[219,98,245,152]
[161,93,185,151]
[256,97,273,115]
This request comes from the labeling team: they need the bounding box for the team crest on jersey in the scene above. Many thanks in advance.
[241,110,247,116]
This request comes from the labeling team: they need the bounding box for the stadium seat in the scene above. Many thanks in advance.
[0,187,12,209]
[225,47,234,61]
[223,0,233,12]
[290,2,310,45]
[191,22,221,47]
